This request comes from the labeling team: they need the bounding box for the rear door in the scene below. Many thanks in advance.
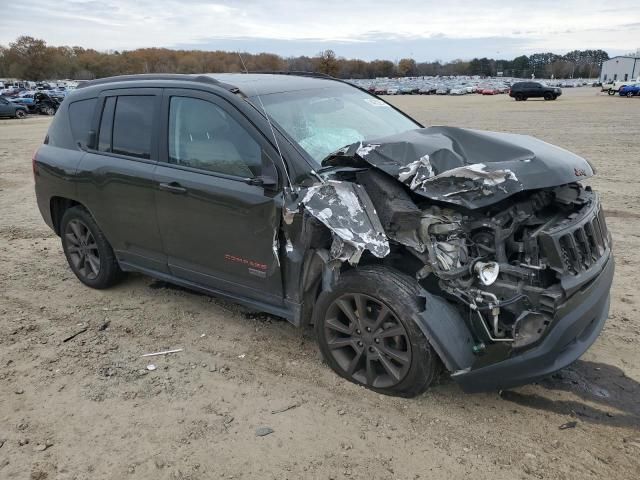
[154,89,284,304]
[75,88,168,273]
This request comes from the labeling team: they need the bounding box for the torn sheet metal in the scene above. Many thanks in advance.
[323,126,595,209]
[300,180,390,263]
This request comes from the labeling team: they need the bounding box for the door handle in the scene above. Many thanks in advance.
[159,182,187,194]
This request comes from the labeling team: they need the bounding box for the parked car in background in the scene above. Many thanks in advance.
[509,81,561,101]
[481,87,498,95]
[619,84,640,97]
[0,96,28,118]
[607,79,640,96]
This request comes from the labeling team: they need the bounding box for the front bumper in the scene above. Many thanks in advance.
[452,255,614,393]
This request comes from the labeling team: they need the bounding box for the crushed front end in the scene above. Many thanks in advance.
[297,127,614,392]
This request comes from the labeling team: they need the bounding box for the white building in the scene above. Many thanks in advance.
[600,55,640,83]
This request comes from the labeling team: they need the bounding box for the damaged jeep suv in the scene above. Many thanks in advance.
[34,73,613,396]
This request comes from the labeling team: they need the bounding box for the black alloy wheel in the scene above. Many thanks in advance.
[323,293,411,389]
[60,206,123,289]
[64,219,101,281]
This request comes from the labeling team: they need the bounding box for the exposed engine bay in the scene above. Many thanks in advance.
[289,127,612,367]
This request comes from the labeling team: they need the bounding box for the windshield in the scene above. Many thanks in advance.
[250,85,419,165]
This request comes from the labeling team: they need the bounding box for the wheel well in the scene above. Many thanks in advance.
[50,197,81,235]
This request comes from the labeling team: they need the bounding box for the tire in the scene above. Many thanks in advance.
[314,266,440,397]
[522,96,528,101]
[44,106,55,116]
[608,89,615,96]
[544,92,553,100]
[515,93,523,101]
[627,92,633,98]
[15,109,26,119]
[60,206,123,289]
[552,95,558,100]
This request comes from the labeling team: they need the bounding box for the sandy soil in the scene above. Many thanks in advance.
[1,88,639,480]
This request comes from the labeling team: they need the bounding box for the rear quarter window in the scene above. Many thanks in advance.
[68,98,98,145]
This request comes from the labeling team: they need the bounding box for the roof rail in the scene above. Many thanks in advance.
[76,73,238,92]
[247,70,336,80]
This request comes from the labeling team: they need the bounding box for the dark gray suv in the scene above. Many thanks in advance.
[34,73,613,397]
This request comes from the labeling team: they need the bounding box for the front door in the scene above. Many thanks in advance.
[154,89,283,305]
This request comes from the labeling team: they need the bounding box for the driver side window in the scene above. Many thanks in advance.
[168,97,261,178]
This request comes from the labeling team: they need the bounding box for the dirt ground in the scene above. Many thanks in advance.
[1,87,639,480]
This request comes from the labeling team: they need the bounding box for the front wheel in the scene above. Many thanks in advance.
[314,266,440,397]
[608,89,615,95]
[627,92,633,98]
[544,92,553,100]
[15,109,26,119]
[60,206,123,289]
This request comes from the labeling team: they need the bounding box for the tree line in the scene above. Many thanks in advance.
[0,36,609,81]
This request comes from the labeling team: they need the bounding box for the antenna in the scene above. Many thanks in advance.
[236,52,296,193]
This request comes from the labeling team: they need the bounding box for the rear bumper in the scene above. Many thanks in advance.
[452,255,614,393]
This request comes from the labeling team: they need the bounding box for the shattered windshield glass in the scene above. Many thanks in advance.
[251,86,419,165]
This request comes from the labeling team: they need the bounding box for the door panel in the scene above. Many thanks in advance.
[76,153,166,271]
[155,166,283,302]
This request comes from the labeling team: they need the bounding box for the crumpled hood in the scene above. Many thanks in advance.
[323,126,594,209]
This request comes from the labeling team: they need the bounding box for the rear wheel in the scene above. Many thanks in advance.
[15,109,26,119]
[627,92,633,98]
[608,89,615,95]
[544,92,553,100]
[515,93,523,101]
[314,266,440,397]
[60,206,123,289]
[44,106,56,116]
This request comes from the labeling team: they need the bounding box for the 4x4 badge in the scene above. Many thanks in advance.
[574,167,587,177]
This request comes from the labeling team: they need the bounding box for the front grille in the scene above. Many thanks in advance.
[538,196,610,277]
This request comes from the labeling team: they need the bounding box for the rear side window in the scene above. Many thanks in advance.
[68,98,97,144]
[112,96,154,159]
[96,95,154,159]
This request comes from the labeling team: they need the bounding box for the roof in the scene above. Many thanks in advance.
[202,73,341,96]
[76,72,342,96]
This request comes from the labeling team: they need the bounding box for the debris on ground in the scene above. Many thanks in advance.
[255,427,274,437]
[271,403,300,414]
[559,421,578,430]
[146,364,157,371]
[141,348,183,357]
[62,327,88,342]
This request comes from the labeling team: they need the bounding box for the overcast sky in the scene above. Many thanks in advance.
[1,1,638,60]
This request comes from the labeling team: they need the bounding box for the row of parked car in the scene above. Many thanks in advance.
[0,81,74,119]
[349,76,592,98]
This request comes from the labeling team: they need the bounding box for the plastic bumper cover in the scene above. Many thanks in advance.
[452,255,614,393]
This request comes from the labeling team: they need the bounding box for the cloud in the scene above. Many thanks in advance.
[0,0,638,60]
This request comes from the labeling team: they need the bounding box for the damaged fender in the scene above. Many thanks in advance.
[299,180,390,263]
